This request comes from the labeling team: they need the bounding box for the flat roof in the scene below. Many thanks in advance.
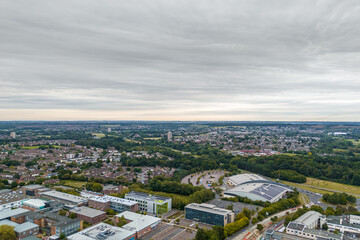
[103,185,119,190]
[23,199,47,208]
[125,191,171,202]
[225,181,291,202]
[185,203,233,216]
[39,191,87,204]
[287,222,306,231]
[294,211,322,227]
[228,174,266,185]
[87,194,138,206]
[70,206,105,218]
[14,222,38,233]
[116,211,161,232]
[24,211,80,227]
[68,223,135,240]
[0,208,30,220]
[0,219,19,227]
[22,184,43,190]
[304,228,341,239]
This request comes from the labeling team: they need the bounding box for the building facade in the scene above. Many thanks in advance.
[88,195,139,213]
[70,206,106,224]
[125,191,171,215]
[185,203,235,227]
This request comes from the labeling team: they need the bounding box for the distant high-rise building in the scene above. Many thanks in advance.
[167,132,172,141]
[107,128,112,133]
[10,132,16,139]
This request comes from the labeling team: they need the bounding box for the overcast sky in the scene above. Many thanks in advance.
[1,0,360,121]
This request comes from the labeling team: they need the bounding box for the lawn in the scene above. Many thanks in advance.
[21,145,61,149]
[348,139,360,145]
[124,138,141,143]
[305,177,360,196]
[277,180,334,195]
[143,137,162,140]
[62,180,86,189]
[91,133,106,138]
[21,146,40,149]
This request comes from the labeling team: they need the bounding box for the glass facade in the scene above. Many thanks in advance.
[185,208,226,226]
[109,202,131,213]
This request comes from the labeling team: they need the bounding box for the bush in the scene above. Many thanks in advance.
[322,193,356,205]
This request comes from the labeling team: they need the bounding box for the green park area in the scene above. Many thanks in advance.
[91,133,106,138]
[62,180,86,189]
[21,145,61,149]
[279,177,360,197]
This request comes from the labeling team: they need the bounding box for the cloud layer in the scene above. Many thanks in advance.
[1,0,360,121]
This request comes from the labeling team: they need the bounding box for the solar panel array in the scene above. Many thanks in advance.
[249,183,288,201]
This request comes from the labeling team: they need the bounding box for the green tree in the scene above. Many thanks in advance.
[92,183,103,192]
[257,224,264,231]
[0,225,16,240]
[226,204,234,211]
[69,212,77,219]
[59,233,66,240]
[59,210,67,216]
[322,223,328,230]
[117,216,127,227]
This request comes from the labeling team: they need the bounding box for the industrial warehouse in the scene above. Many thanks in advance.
[224,174,292,203]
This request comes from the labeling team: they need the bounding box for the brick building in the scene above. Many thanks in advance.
[116,211,161,239]
[69,206,106,224]
[87,195,138,213]
[0,219,39,239]
[24,211,82,237]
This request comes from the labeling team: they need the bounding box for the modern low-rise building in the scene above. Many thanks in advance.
[285,211,339,240]
[38,190,87,206]
[0,219,39,239]
[0,207,30,223]
[24,211,83,237]
[185,203,235,227]
[69,206,106,224]
[87,195,139,213]
[21,185,50,197]
[125,191,171,215]
[224,174,292,203]
[293,211,325,229]
[22,199,48,211]
[68,223,136,240]
[116,211,161,239]
[326,215,360,239]
[286,221,340,240]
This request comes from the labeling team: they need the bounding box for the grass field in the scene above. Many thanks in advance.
[21,145,61,149]
[91,133,106,138]
[124,138,141,143]
[62,180,86,189]
[305,177,360,196]
[348,139,360,145]
[279,180,335,195]
[21,146,40,149]
[37,135,51,138]
[143,137,162,140]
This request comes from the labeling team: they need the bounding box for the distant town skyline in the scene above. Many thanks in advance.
[1,0,360,121]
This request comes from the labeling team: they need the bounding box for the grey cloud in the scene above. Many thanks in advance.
[0,0,360,120]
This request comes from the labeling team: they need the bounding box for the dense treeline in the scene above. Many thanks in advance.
[322,193,356,205]
[271,170,306,183]
[76,136,360,186]
[231,154,360,186]
[129,184,214,210]
[148,177,204,195]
